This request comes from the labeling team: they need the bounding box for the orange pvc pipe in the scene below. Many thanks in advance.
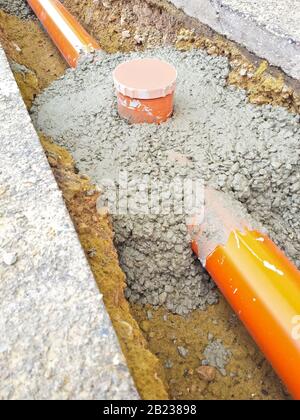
[113,58,177,124]
[190,192,300,399]
[116,91,174,124]
[27,0,100,67]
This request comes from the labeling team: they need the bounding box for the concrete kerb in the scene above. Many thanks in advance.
[0,44,138,400]
[169,0,300,80]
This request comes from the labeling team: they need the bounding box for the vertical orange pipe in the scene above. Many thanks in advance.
[27,0,99,67]
[190,189,300,399]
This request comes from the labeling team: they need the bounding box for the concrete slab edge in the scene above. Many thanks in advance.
[0,44,138,400]
[169,0,300,80]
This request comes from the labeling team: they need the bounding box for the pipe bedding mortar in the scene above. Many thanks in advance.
[0,0,34,18]
[31,48,300,315]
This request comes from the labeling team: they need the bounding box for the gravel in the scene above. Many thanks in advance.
[31,47,300,315]
[202,339,231,376]
[164,359,173,369]
[0,0,33,19]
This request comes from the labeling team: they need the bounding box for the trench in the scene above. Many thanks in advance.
[1,0,299,400]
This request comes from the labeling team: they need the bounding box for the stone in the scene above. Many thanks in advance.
[196,365,217,382]
[2,251,17,266]
[177,346,189,358]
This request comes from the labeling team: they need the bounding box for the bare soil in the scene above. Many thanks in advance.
[0,9,66,106]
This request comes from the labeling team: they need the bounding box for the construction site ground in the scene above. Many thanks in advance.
[1,0,299,400]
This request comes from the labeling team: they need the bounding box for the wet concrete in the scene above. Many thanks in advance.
[0,0,33,19]
[31,47,300,315]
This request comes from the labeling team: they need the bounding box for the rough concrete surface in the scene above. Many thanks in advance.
[32,48,300,315]
[222,0,300,40]
[169,0,300,79]
[0,46,138,400]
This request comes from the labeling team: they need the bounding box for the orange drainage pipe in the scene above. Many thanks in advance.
[27,0,100,67]
[188,188,300,399]
[113,58,177,124]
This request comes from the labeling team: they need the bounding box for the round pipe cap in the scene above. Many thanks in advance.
[113,58,177,100]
